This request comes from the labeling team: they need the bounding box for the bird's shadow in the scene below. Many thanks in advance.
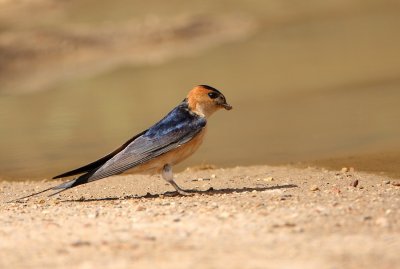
[62,184,298,203]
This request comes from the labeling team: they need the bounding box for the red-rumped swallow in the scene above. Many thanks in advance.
[10,85,232,201]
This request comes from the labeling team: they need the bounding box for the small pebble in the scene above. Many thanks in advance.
[71,240,91,247]
[192,178,210,182]
[331,187,341,194]
[375,217,389,227]
[341,167,349,173]
[263,177,274,182]
[218,212,231,219]
[310,186,319,191]
[87,211,99,219]
[136,205,146,211]
[363,216,372,221]
[391,181,400,187]
[350,179,359,187]
[210,202,218,209]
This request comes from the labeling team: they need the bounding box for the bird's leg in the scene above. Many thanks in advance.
[162,164,192,196]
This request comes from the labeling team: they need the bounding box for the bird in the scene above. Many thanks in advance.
[9,85,232,202]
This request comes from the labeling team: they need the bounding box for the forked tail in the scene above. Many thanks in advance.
[6,172,92,203]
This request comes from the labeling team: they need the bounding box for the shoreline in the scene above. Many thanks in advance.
[2,152,400,182]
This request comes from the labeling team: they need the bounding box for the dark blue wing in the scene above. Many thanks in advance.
[84,103,206,181]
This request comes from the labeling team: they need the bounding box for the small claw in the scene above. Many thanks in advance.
[176,189,193,196]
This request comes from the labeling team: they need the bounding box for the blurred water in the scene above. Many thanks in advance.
[1,1,400,179]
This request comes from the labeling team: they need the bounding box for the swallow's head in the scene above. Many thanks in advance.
[187,85,232,117]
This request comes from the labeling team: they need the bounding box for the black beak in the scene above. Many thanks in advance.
[216,95,232,110]
[221,103,233,110]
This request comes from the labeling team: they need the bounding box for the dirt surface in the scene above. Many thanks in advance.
[1,165,399,269]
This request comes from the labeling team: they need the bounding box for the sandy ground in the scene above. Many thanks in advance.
[1,165,399,269]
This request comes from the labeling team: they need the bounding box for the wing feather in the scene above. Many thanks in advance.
[53,130,148,179]
[87,117,205,181]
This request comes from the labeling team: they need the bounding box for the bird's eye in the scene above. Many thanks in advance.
[208,92,219,99]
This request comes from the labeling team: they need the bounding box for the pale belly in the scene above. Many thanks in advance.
[130,127,207,174]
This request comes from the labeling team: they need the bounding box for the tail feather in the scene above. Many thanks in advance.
[6,186,56,203]
[47,187,72,197]
[7,172,92,203]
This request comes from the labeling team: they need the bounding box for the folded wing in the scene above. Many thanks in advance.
[88,114,206,181]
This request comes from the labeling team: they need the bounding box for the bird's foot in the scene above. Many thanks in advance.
[166,177,193,196]
[176,189,193,196]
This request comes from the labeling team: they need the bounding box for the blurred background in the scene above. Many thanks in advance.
[1,0,400,180]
